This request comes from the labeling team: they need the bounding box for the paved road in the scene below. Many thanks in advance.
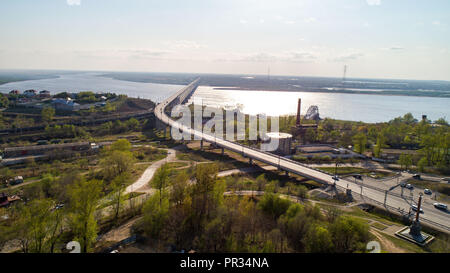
[154,79,450,233]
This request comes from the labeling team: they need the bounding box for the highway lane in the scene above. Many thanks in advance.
[154,80,450,233]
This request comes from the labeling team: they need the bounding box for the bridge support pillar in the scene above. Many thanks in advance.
[285,170,289,176]
[221,147,224,156]
[200,140,203,150]
[249,158,253,165]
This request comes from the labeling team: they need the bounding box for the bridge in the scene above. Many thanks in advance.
[155,79,450,234]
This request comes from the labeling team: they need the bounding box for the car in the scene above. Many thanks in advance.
[55,204,65,210]
[50,139,61,144]
[411,205,424,213]
[424,189,432,195]
[9,176,24,186]
[412,174,421,179]
[400,182,406,188]
[37,140,48,145]
[353,174,363,180]
[433,203,448,210]
[332,176,340,181]
[405,184,414,189]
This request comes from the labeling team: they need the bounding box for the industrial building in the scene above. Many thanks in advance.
[264,132,293,155]
[291,98,318,143]
[3,142,91,158]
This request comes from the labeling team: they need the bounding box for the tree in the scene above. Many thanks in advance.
[305,225,334,253]
[170,171,189,206]
[68,178,103,253]
[0,94,9,108]
[255,174,267,191]
[398,154,413,171]
[258,193,291,220]
[41,107,55,123]
[329,216,370,253]
[152,163,170,208]
[373,134,384,158]
[110,173,128,224]
[101,150,134,180]
[352,133,367,154]
[435,118,449,126]
[192,164,223,221]
[417,157,427,172]
[0,167,13,185]
[111,139,132,152]
[12,199,64,253]
[142,191,169,240]
[295,185,308,200]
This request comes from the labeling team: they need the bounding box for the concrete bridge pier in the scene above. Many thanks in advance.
[200,140,204,150]
[249,158,253,165]
[285,170,289,176]
[221,147,224,156]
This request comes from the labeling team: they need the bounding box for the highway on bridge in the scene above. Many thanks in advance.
[155,79,450,234]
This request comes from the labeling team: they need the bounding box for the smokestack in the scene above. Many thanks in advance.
[296,98,301,126]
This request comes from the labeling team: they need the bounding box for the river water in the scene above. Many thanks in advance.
[187,86,450,123]
[1,73,448,123]
[0,72,183,103]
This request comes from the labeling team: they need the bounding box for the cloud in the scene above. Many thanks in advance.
[284,20,296,25]
[289,51,317,62]
[170,40,206,49]
[304,17,317,23]
[366,0,381,5]
[432,20,441,26]
[331,53,364,62]
[235,51,318,63]
[241,53,278,62]
[67,0,81,6]
[389,46,405,50]
[239,19,248,24]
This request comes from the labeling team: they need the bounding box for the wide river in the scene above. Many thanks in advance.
[188,86,450,123]
[1,73,448,123]
[0,73,183,103]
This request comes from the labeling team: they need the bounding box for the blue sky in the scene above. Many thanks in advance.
[0,0,449,80]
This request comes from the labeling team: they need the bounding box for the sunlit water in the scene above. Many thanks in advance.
[0,73,182,103]
[1,74,449,123]
[187,86,450,123]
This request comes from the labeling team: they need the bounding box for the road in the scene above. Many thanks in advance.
[154,79,450,233]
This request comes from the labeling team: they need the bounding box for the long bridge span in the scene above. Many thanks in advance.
[155,79,450,234]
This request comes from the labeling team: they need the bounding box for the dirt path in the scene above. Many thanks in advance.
[370,229,407,253]
[124,148,176,194]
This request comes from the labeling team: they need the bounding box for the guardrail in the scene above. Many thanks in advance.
[157,80,450,234]
[334,184,450,232]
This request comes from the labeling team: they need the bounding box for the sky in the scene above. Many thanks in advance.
[0,0,449,80]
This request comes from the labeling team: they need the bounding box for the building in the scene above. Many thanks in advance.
[39,90,51,98]
[264,132,293,155]
[51,98,80,111]
[296,144,364,159]
[24,89,37,97]
[0,193,21,208]
[3,142,91,158]
[291,98,318,144]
